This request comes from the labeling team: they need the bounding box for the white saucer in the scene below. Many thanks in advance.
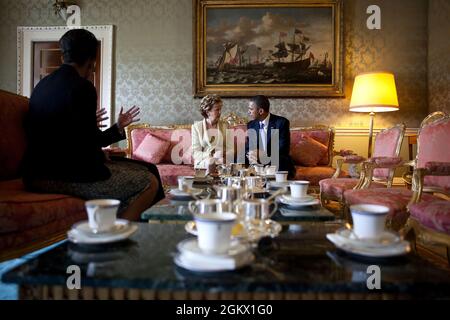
[327,231,411,258]
[174,240,254,272]
[169,188,203,197]
[74,219,130,236]
[177,238,249,258]
[335,228,401,247]
[282,194,315,203]
[277,195,319,207]
[68,220,137,244]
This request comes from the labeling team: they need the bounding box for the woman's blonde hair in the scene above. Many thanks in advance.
[199,94,222,118]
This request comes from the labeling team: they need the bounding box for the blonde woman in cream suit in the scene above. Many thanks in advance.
[192,94,230,171]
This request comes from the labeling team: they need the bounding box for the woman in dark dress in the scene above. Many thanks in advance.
[22,29,164,221]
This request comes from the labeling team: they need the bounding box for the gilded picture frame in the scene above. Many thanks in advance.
[193,0,344,97]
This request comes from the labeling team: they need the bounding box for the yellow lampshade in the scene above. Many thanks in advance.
[349,72,399,113]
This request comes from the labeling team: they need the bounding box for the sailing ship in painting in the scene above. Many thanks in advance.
[207,28,332,85]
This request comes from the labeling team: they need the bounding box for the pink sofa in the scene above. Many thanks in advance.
[0,90,86,260]
[126,121,348,186]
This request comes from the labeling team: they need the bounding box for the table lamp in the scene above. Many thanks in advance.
[349,72,399,157]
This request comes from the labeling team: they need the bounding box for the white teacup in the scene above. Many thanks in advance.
[350,204,389,239]
[289,180,309,198]
[85,199,120,233]
[275,171,288,182]
[194,212,237,254]
[178,176,194,190]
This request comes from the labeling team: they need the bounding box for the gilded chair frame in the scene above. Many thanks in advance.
[402,112,450,262]
[320,123,406,214]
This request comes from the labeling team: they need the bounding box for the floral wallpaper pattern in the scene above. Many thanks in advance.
[428,0,450,114]
[0,0,432,129]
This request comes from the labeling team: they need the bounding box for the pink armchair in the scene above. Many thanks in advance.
[405,126,450,262]
[344,112,450,231]
[319,124,405,216]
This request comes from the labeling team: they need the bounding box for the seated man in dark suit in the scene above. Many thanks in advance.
[245,95,295,178]
[22,29,164,221]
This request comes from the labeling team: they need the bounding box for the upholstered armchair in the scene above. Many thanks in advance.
[319,123,405,217]
[344,112,450,231]
[404,130,450,262]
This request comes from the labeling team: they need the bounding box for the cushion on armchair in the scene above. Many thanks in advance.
[291,136,328,167]
[290,129,331,165]
[409,200,450,234]
[133,134,171,164]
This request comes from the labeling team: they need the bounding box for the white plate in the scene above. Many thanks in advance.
[174,252,254,272]
[281,194,315,203]
[335,228,401,248]
[68,221,138,244]
[277,196,319,207]
[169,188,203,197]
[326,233,411,258]
[177,238,249,259]
[73,219,131,237]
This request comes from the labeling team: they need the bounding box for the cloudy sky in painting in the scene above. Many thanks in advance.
[206,7,333,65]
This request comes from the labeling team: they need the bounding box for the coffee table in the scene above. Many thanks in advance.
[3,222,450,300]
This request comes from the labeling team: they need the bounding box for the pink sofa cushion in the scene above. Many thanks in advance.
[156,164,196,186]
[417,117,450,191]
[294,166,348,186]
[291,136,328,167]
[0,179,86,234]
[319,178,385,199]
[409,200,450,234]
[372,126,403,179]
[291,129,331,165]
[133,134,171,164]
[131,127,192,164]
[0,91,29,180]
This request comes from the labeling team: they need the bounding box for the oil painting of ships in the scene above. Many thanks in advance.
[207,28,333,85]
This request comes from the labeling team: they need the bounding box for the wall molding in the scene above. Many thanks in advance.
[334,127,418,136]
[17,25,114,126]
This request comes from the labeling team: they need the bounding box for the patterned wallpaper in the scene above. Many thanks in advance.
[0,0,431,128]
[428,0,450,114]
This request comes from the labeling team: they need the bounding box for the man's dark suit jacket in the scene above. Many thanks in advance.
[245,113,295,178]
[22,64,124,182]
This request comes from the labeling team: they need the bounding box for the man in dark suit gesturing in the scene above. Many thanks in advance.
[245,95,295,178]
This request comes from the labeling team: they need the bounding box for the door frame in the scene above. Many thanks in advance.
[17,25,114,126]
